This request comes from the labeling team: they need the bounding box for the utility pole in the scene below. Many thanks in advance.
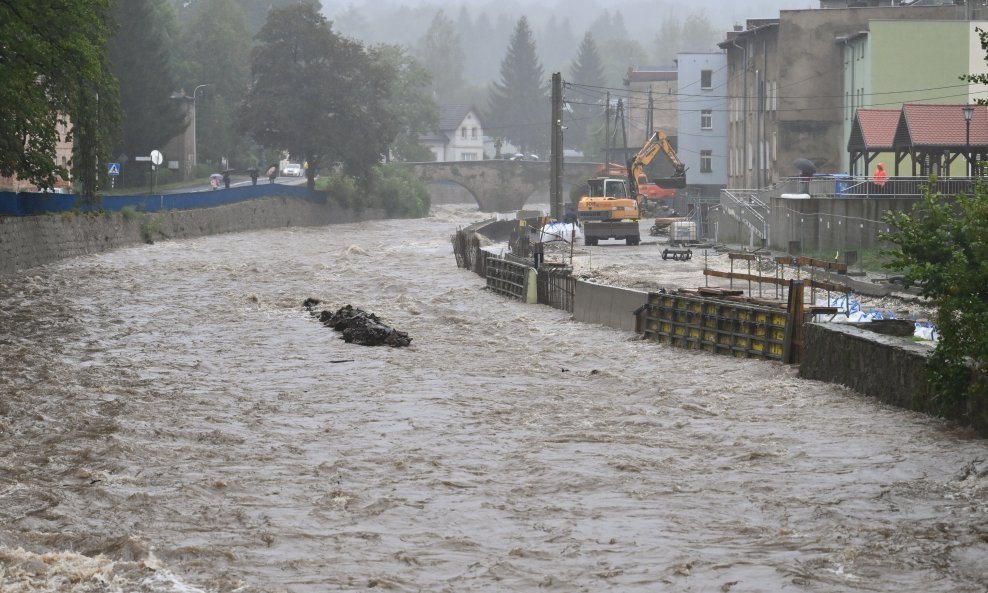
[616,98,628,165]
[604,91,611,166]
[550,72,563,220]
[647,87,654,143]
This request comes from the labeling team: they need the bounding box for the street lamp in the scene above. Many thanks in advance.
[963,104,974,177]
[192,84,211,170]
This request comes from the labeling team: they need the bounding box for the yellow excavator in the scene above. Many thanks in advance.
[628,130,687,216]
[575,130,687,246]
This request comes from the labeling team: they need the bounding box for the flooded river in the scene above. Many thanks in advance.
[1,204,985,592]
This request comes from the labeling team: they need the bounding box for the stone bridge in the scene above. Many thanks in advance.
[404,160,602,212]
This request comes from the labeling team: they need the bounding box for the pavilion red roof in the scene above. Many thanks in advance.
[895,103,988,148]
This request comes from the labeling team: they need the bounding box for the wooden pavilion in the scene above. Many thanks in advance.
[849,104,988,177]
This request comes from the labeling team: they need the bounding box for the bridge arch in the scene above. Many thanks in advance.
[404,161,601,212]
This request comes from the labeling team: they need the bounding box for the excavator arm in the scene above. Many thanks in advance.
[628,131,687,191]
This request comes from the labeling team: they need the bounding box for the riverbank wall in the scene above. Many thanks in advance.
[0,195,383,276]
[459,217,986,437]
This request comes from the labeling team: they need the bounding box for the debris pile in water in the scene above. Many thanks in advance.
[303,298,412,347]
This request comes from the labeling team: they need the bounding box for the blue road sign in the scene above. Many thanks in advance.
[107,162,121,177]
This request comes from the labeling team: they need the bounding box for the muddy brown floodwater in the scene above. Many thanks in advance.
[0,204,986,593]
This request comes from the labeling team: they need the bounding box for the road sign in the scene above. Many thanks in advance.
[135,156,151,162]
[150,150,163,166]
[107,162,120,177]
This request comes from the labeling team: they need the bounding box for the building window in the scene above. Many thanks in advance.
[462,152,478,161]
[700,109,712,130]
[700,150,712,173]
[471,127,477,139]
[701,69,713,89]
[461,127,467,138]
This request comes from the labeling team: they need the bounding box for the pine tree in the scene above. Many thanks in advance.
[567,32,606,149]
[414,10,466,103]
[487,17,548,155]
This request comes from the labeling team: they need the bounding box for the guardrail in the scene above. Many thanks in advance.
[774,175,979,199]
[0,184,324,217]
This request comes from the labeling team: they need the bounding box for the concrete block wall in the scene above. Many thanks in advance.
[573,280,647,332]
[0,197,384,276]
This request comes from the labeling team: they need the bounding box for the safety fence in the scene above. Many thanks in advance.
[485,257,531,301]
[452,225,574,311]
[702,252,851,309]
[0,184,323,217]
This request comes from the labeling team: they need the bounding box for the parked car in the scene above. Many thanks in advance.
[282,163,302,176]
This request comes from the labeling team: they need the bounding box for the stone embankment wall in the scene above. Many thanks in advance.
[799,322,987,436]
[0,197,383,276]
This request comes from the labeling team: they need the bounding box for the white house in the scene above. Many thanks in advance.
[421,104,485,162]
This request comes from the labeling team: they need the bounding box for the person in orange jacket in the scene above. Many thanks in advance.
[873,162,887,188]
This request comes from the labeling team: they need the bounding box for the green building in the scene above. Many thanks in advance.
[841,20,988,172]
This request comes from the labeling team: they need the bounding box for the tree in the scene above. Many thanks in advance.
[681,12,719,54]
[652,15,682,66]
[108,0,187,184]
[0,0,118,192]
[881,183,988,409]
[487,17,549,155]
[237,3,398,188]
[414,10,466,103]
[178,0,251,169]
[370,44,439,162]
[567,32,606,149]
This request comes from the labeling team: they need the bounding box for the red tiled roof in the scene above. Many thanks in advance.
[854,109,899,149]
[897,103,988,148]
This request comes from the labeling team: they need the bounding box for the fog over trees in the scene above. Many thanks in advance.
[323,0,805,83]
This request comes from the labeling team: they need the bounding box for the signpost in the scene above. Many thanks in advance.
[138,150,163,194]
[107,162,120,189]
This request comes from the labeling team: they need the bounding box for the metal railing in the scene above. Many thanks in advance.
[774,175,980,199]
[720,188,769,243]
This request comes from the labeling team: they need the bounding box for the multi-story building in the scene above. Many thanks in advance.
[676,52,728,197]
[622,67,678,148]
[840,19,988,172]
[719,3,968,189]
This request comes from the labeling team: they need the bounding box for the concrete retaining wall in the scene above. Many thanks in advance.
[573,280,647,332]
[0,197,384,276]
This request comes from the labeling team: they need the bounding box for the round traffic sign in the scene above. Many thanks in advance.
[150,149,163,166]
